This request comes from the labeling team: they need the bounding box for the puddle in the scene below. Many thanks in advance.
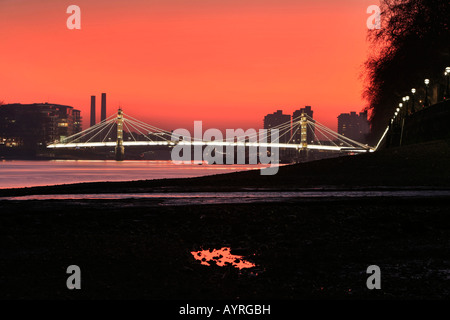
[191,247,256,270]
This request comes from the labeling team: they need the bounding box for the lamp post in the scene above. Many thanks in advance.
[445,67,450,101]
[405,96,410,115]
[402,97,407,116]
[398,103,406,146]
[424,79,430,107]
[411,88,416,113]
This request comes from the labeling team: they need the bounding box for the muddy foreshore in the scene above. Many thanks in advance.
[2,197,450,299]
[1,140,450,300]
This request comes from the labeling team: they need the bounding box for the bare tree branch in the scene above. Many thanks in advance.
[363,0,449,141]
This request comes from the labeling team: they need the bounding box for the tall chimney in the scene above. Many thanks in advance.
[101,93,106,122]
[90,95,96,127]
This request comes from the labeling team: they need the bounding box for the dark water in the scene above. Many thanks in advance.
[4,190,450,204]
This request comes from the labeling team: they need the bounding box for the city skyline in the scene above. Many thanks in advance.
[0,99,370,142]
[0,0,379,132]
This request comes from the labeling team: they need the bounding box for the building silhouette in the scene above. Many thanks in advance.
[0,103,82,150]
[73,109,82,133]
[292,106,316,144]
[101,93,107,122]
[90,96,96,127]
[263,110,291,143]
[337,111,370,143]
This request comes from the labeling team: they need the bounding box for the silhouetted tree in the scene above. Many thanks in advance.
[363,0,449,141]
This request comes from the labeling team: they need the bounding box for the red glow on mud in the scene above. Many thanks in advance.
[191,247,255,270]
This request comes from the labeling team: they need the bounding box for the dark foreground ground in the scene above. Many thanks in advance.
[1,140,450,300]
[2,197,450,299]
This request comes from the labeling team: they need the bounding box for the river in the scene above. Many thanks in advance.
[0,160,270,189]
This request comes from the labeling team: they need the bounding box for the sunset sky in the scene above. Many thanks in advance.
[0,0,379,131]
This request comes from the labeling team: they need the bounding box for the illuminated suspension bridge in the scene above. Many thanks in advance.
[47,108,375,160]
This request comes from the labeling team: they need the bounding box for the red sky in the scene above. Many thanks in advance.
[0,0,379,131]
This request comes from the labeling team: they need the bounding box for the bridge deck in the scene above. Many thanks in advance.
[47,141,372,153]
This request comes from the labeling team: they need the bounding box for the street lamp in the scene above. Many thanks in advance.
[398,102,406,146]
[405,96,410,115]
[445,67,450,100]
[411,88,416,113]
[424,79,430,107]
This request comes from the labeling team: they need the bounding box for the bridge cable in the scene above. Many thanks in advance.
[62,114,117,143]
[308,117,367,149]
[313,123,354,148]
[69,118,116,144]
[101,121,117,143]
[124,118,174,143]
[124,118,175,143]
[85,119,117,143]
[122,120,136,142]
[310,122,340,147]
[122,119,155,143]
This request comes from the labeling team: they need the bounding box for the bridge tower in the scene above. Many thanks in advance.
[115,108,125,161]
[300,113,308,150]
[298,113,309,161]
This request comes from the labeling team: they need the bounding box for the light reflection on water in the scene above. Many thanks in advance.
[0,160,272,189]
[3,190,450,204]
[191,247,256,270]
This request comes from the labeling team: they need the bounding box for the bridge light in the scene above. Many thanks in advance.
[424,79,430,107]
[406,96,410,101]
[445,67,450,100]
[399,103,403,108]
[410,89,416,113]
